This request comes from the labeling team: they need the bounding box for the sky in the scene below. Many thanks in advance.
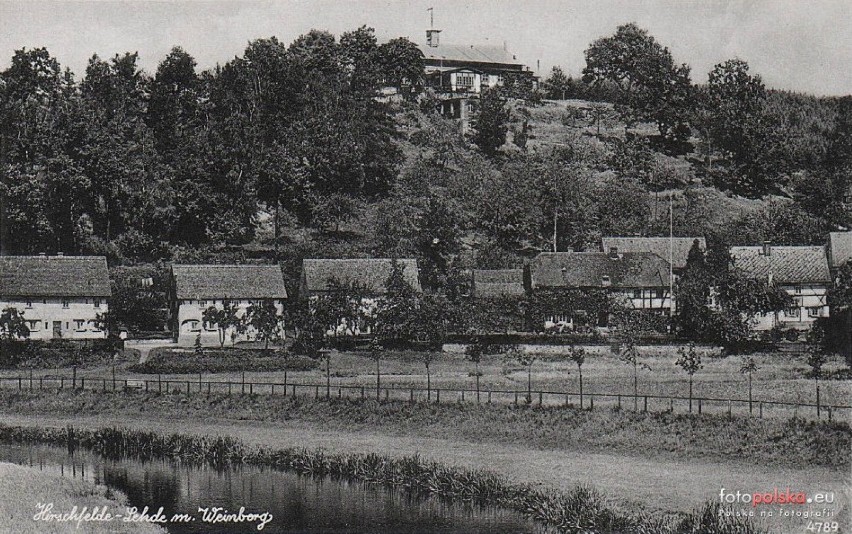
[0,0,850,96]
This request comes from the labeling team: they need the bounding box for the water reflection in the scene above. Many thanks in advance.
[1,443,539,533]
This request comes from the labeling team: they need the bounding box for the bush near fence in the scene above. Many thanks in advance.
[128,348,318,374]
[0,338,123,369]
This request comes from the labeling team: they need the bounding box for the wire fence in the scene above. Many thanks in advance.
[0,373,848,422]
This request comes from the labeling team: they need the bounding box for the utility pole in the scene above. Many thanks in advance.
[0,132,7,256]
[669,194,674,319]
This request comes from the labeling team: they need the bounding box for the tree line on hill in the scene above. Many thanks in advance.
[0,22,849,340]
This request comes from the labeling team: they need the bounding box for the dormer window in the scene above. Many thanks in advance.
[61,298,70,309]
[25,300,32,308]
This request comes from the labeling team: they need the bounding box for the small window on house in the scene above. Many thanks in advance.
[84,298,89,304]
[199,300,207,308]
[654,289,664,299]
[74,320,86,331]
[90,320,102,332]
[93,298,101,308]
[807,307,821,318]
[28,321,40,332]
[65,322,70,329]
[25,300,32,308]
[183,319,201,332]
[794,286,803,295]
[785,307,801,318]
[632,289,642,299]
[204,321,217,332]
[61,299,70,308]
[44,322,48,330]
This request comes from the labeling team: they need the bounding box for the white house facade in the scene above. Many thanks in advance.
[730,244,831,331]
[170,264,288,346]
[0,255,111,340]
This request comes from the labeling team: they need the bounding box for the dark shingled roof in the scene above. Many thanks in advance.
[601,237,705,271]
[301,258,421,295]
[530,252,671,289]
[730,246,831,284]
[0,255,111,298]
[172,264,288,300]
[828,232,852,268]
[471,269,525,298]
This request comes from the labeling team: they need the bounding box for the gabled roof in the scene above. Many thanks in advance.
[419,43,521,66]
[828,232,852,269]
[730,246,831,285]
[601,237,705,271]
[172,264,287,300]
[0,255,111,298]
[471,269,525,298]
[301,258,421,295]
[529,252,671,289]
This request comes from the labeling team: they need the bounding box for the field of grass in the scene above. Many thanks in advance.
[11,347,844,409]
[0,461,166,534]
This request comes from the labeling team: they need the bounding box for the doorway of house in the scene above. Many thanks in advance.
[52,321,62,339]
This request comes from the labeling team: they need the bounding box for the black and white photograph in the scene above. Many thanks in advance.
[0,1,849,532]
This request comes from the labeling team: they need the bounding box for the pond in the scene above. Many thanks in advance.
[0,442,540,533]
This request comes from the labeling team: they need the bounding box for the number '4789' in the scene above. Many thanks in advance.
[805,522,838,533]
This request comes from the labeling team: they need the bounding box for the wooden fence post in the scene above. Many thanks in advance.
[538,391,543,407]
[643,396,648,413]
[361,386,365,400]
[207,382,211,395]
[29,370,33,390]
[759,402,763,418]
[292,384,296,397]
[589,395,593,410]
[384,389,389,402]
[728,400,732,418]
[698,398,702,414]
[514,391,518,405]
[186,381,190,395]
[488,391,492,404]
[436,389,440,404]
[669,397,673,412]
[617,395,621,410]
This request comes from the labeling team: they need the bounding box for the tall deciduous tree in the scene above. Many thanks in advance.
[582,23,693,143]
[704,59,769,197]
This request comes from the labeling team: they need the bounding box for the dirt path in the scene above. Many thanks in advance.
[0,412,847,533]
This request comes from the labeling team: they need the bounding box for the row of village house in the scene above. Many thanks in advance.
[0,233,850,345]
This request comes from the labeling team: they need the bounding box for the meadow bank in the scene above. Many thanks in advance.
[0,389,847,471]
